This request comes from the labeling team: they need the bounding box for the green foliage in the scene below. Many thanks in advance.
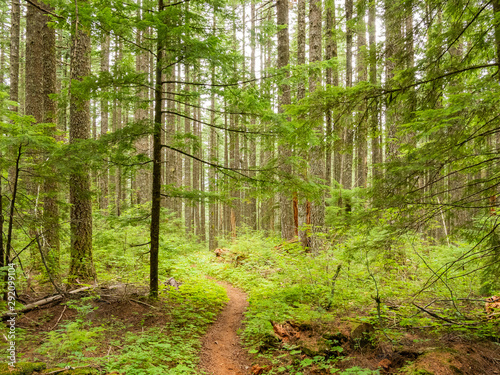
[38,322,104,361]
[105,279,227,374]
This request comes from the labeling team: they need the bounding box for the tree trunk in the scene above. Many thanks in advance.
[100,34,110,211]
[69,2,95,282]
[9,0,20,112]
[150,0,165,299]
[369,0,381,181]
[309,0,325,252]
[355,0,367,188]
[342,0,353,190]
[42,3,60,276]
[277,0,294,240]
[184,66,192,234]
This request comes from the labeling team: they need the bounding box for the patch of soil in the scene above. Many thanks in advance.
[199,282,252,375]
[14,284,165,363]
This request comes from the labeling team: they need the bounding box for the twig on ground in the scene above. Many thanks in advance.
[130,299,158,309]
[51,305,67,330]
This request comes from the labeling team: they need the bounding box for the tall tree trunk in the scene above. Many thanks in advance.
[9,0,20,112]
[69,1,95,282]
[248,0,257,230]
[342,0,354,191]
[42,3,60,275]
[355,0,368,188]
[184,66,192,234]
[135,11,150,205]
[369,0,381,181]
[99,34,110,211]
[309,0,324,252]
[208,12,218,250]
[116,42,123,216]
[150,0,165,299]
[277,0,294,240]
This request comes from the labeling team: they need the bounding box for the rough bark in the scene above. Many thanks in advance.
[369,0,381,181]
[99,34,110,211]
[69,3,95,282]
[355,0,368,188]
[209,14,218,250]
[42,4,60,275]
[277,0,294,240]
[309,0,325,252]
[9,0,20,111]
[342,0,354,190]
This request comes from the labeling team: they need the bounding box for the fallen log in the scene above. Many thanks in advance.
[1,286,92,320]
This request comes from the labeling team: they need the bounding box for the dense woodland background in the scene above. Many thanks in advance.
[1,0,500,309]
[1,0,500,373]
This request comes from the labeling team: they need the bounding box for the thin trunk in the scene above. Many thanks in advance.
[342,0,353,190]
[9,0,20,111]
[355,0,367,188]
[249,0,257,230]
[369,0,381,181]
[100,34,110,211]
[209,12,218,250]
[150,0,165,299]
[184,66,192,234]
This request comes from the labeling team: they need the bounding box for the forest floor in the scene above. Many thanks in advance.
[6,280,500,375]
[199,281,252,374]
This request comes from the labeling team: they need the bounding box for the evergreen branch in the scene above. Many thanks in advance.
[372,64,499,99]
[160,110,274,135]
[23,0,63,19]
[161,144,272,181]
[426,0,492,69]
[161,74,276,88]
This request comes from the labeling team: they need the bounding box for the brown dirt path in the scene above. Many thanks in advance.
[200,282,252,375]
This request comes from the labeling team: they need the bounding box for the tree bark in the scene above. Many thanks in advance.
[355,0,368,188]
[277,0,294,240]
[309,0,325,252]
[150,0,165,299]
[99,34,110,211]
[69,1,95,282]
[42,3,60,275]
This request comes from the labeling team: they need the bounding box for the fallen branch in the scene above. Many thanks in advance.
[130,299,158,309]
[413,303,468,325]
[51,306,67,330]
[1,286,92,320]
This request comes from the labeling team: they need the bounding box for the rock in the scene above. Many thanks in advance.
[351,322,376,349]
[298,338,329,357]
[163,277,181,290]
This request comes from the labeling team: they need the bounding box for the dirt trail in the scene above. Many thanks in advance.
[200,282,251,375]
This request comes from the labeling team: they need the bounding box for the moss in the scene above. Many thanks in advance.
[0,362,46,375]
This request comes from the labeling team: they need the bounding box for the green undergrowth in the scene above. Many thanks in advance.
[11,206,500,374]
[166,228,499,373]
[104,278,227,375]
[18,275,227,374]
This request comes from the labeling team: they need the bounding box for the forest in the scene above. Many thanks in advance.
[0,0,500,373]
